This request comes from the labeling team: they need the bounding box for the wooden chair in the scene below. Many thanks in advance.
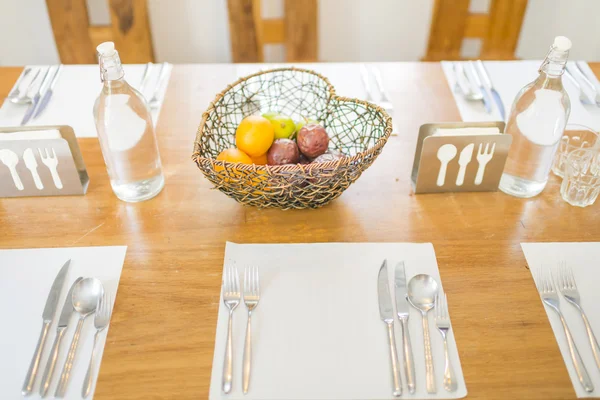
[423,0,529,61]
[226,0,318,63]
[45,0,154,64]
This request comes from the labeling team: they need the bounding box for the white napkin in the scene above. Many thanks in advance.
[521,242,600,398]
[0,64,172,138]
[441,61,600,132]
[209,242,467,400]
[433,127,500,136]
[0,129,61,140]
[0,246,127,400]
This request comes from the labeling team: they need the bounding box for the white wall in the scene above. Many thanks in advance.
[147,0,232,63]
[1,0,600,65]
[516,0,600,60]
[0,0,59,65]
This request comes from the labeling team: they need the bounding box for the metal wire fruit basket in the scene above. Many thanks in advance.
[192,67,392,209]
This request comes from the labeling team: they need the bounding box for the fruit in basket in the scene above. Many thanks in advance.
[236,116,275,157]
[296,117,319,132]
[328,149,346,158]
[312,152,344,163]
[267,139,300,165]
[298,154,311,164]
[262,111,279,120]
[297,123,329,158]
[270,115,296,139]
[250,153,268,165]
[216,148,253,171]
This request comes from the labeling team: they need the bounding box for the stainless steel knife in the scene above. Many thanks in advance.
[22,259,71,396]
[21,67,52,126]
[476,60,506,120]
[34,65,63,119]
[378,260,402,397]
[39,276,82,397]
[394,261,416,394]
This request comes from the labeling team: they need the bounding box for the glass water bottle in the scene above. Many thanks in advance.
[499,36,571,198]
[93,42,164,202]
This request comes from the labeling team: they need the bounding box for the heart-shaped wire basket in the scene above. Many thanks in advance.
[192,67,392,209]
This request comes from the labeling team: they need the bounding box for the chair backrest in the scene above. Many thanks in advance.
[227,0,318,63]
[424,0,529,61]
[46,0,154,64]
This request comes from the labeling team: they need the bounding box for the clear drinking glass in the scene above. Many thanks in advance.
[560,148,600,207]
[552,124,599,178]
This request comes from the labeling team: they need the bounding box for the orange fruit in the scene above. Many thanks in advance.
[250,153,268,165]
[235,116,275,157]
[216,148,252,172]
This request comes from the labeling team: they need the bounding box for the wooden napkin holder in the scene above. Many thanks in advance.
[411,122,512,194]
[0,125,89,198]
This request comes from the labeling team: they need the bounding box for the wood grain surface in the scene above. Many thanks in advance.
[108,0,155,63]
[45,0,97,64]
[424,0,528,61]
[1,63,600,400]
[227,0,262,62]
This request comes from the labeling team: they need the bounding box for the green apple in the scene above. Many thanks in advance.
[262,111,279,120]
[268,115,296,139]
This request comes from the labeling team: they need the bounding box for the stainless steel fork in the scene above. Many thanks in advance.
[149,62,169,109]
[564,69,595,106]
[242,266,260,394]
[222,265,240,394]
[536,267,593,392]
[370,66,394,113]
[556,261,600,373]
[82,291,113,398]
[359,64,374,102]
[435,292,457,392]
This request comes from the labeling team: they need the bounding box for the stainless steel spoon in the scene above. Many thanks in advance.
[55,278,103,398]
[407,274,439,394]
[453,62,483,101]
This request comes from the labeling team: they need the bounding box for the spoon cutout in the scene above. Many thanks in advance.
[407,274,439,394]
[55,278,103,398]
[0,149,24,190]
[436,144,457,186]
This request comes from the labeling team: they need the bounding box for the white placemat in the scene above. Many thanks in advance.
[441,61,600,132]
[521,242,600,398]
[209,242,467,400]
[0,64,172,138]
[0,246,127,399]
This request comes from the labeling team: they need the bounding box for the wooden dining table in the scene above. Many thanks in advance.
[1,62,599,400]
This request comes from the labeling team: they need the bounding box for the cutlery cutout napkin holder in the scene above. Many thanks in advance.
[411,122,511,193]
[0,125,89,197]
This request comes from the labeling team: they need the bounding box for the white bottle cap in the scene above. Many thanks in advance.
[97,41,116,56]
[553,36,572,51]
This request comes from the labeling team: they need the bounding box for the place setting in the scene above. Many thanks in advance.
[0,246,126,400]
[209,242,467,400]
[441,49,600,132]
[0,63,172,138]
[522,242,600,398]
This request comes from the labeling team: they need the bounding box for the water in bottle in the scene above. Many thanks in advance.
[93,42,164,202]
[499,36,571,198]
